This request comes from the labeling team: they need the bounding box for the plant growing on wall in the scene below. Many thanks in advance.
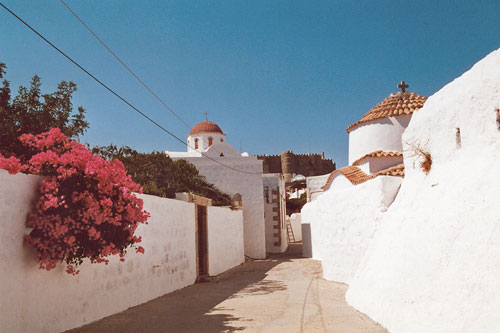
[0,129,149,275]
[405,141,432,174]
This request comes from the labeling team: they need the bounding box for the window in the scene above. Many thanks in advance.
[208,137,213,147]
[194,138,199,150]
[220,138,224,142]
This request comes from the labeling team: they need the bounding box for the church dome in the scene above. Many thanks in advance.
[346,91,427,133]
[188,121,225,136]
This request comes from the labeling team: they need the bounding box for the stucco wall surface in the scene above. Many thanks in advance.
[301,176,401,283]
[357,155,403,174]
[180,157,266,259]
[0,171,197,333]
[207,206,244,276]
[306,174,329,202]
[263,174,287,253]
[346,47,500,333]
[290,213,302,242]
[348,114,411,165]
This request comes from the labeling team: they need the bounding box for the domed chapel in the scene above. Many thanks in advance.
[165,119,267,259]
[322,81,427,191]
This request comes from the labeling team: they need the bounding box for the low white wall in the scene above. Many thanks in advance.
[182,156,266,259]
[290,213,302,242]
[347,47,500,332]
[357,155,403,174]
[301,176,401,284]
[301,223,312,257]
[207,206,244,276]
[306,174,329,202]
[0,171,198,332]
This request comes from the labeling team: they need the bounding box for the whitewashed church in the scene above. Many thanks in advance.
[301,82,427,283]
[166,120,267,259]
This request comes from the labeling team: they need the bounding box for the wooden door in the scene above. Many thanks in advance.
[195,204,208,281]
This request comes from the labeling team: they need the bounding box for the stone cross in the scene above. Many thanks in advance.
[204,112,208,121]
[397,80,409,93]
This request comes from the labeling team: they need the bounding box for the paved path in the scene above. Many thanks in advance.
[69,244,387,333]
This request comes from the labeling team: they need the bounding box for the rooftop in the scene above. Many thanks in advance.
[352,151,403,166]
[188,120,225,136]
[346,90,427,133]
[321,163,405,190]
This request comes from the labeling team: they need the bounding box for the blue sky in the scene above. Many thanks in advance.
[1,0,499,167]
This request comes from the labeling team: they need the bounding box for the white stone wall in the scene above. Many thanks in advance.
[346,47,500,332]
[290,213,302,242]
[187,132,226,153]
[0,170,245,332]
[301,176,401,283]
[348,115,411,165]
[306,174,329,202]
[178,156,266,259]
[356,155,403,174]
[263,174,287,253]
[329,173,356,191]
[207,206,244,276]
[0,171,197,332]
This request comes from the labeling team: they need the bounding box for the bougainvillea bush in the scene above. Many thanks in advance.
[0,129,149,275]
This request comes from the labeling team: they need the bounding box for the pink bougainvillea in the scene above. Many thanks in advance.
[0,129,149,274]
[0,154,25,174]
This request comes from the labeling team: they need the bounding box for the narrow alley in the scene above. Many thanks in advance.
[68,244,386,333]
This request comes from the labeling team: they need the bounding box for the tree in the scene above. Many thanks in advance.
[92,145,233,207]
[0,62,88,158]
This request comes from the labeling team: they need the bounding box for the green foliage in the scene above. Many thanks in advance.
[92,145,233,206]
[0,63,89,158]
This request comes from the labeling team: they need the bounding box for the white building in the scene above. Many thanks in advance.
[166,120,267,259]
[321,86,427,193]
[301,84,427,279]
[263,173,287,254]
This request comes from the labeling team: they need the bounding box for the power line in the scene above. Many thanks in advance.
[0,1,261,175]
[59,0,224,156]
[59,0,192,129]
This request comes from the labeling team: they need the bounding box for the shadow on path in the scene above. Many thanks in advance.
[68,244,303,333]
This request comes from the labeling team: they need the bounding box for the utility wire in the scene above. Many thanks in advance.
[59,0,224,156]
[59,0,192,129]
[0,2,260,175]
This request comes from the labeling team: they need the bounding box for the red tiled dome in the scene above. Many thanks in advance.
[188,121,224,136]
[346,92,427,133]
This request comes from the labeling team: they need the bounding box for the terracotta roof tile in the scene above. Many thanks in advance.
[346,92,427,133]
[352,151,403,166]
[188,121,224,136]
[321,166,372,190]
[321,163,405,190]
[373,163,405,177]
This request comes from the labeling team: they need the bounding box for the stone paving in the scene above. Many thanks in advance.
[68,244,387,333]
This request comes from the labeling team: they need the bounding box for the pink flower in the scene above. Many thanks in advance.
[16,128,149,275]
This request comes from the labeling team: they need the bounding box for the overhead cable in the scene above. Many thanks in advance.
[0,2,261,175]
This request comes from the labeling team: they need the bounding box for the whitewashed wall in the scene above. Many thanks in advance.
[207,206,244,276]
[0,170,244,332]
[187,132,226,153]
[356,155,403,174]
[346,48,500,333]
[180,156,266,259]
[290,213,302,242]
[348,115,411,165]
[301,176,401,283]
[306,174,329,202]
[263,174,287,254]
